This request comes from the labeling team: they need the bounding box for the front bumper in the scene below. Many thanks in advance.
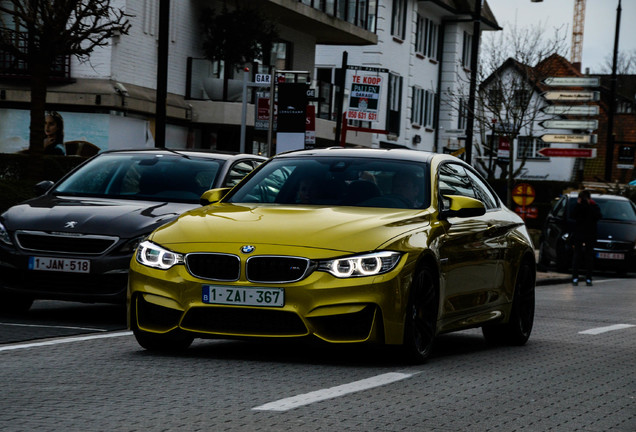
[0,247,130,303]
[128,257,412,345]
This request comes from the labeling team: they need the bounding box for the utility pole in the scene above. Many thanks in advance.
[604,0,621,181]
[155,0,170,148]
[464,0,482,165]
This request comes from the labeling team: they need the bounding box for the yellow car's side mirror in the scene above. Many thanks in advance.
[440,195,486,219]
[200,188,232,206]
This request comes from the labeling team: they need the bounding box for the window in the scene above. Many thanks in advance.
[487,88,503,109]
[464,169,499,209]
[391,0,407,40]
[412,87,423,125]
[517,136,548,160]
[412,88,436,128]
[438,163,498,210]
[458,98,467,130]
[387,73,403,134]
[415,15,439,59]
[513,90,530,110]
[426,19,439,59]
[415,14,426,54]
[462,31,472,68]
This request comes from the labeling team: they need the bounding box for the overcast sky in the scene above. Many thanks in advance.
[486,0,636,73]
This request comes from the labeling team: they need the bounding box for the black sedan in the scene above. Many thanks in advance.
[0,149,265,312]
[538,192,636,272]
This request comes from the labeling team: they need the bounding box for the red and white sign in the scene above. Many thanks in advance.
[305,105,316,146]
[537,147,597,158]
[497,136,510,159]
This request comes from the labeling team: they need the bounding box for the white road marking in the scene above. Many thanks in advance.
[579,324,635,335]
[252,372,414,412]
[0,331,132,352]
[0,322,106,332]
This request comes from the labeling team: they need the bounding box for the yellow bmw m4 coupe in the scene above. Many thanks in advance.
[128,148,535,362]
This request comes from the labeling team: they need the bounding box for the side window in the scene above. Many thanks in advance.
[554,197,566,218]
[224,161,256,187]
[464,168,498,210]
[438,163,474,199]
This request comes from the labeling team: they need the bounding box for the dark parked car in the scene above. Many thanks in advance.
[0,149,265,312]
[538,192,636,272]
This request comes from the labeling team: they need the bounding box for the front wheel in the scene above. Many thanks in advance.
[482,260,535,346]
[0,292,34,314]
[402,265,439,363]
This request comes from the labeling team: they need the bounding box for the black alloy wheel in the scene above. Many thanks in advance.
[482,259,535,346]
[402,265,439,363]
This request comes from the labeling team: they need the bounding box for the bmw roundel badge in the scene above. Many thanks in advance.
[240,245,255,254]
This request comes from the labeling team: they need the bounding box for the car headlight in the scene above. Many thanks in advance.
[317,251,402,278]
[118,235,146,254]
[0,222,13,246]
[136,240,184,270]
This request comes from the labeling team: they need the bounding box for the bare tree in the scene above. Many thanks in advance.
[597,49,636,74]
[444,21,568,206]
[0,0,130,153]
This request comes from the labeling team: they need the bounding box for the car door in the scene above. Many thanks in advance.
[436,163,502,319]
[542,196,568,264]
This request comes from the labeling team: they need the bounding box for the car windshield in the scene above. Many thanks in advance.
[226,156,430,209]
[567,196,636,222]
[54,153,223,203]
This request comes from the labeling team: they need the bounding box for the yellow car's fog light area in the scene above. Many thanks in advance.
[134,293,184,333]
[305,304,379,343]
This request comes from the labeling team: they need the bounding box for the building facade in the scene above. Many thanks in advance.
[315,0,500,152]
[0,0,377,155]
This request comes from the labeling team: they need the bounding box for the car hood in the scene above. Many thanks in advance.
[597,219,636,243]
[2,195,198,239]
[149,203,432,253]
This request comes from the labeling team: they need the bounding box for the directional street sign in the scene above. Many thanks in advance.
[540,134,597,144]
[538,147,597,158]
[541,105,599,116]
[539,119,598,129]
[542,91,600,102]
[542,77,600,87]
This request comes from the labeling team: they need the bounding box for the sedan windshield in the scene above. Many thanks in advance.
[595,199,636,222]
[54,153,223,203]
[567,197,636,222]
[226,157,430,209]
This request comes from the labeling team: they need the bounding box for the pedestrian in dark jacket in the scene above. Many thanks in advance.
[571,190,602,286]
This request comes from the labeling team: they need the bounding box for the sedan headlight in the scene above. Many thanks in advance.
[0,222,13,246]
[317,251,402,278]
[136,240,184,270]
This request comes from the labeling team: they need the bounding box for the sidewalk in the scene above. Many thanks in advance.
[536,269,571,286]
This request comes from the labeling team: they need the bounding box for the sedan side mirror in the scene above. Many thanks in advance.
[200,188,231,206]
[34,180,55,195]
[439,195,486,219]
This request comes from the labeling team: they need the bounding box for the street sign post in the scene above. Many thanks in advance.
[542,77,600,87]
[540,134,597,144]
[541,105,599,115]
[537,147,597,158]
[542,91,600,102]
[539,119,598,129]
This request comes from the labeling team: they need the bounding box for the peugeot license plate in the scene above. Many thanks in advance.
[28,256,90,273]
[202,285,284,307]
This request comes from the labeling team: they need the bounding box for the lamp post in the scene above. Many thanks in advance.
[604,0,621,181]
